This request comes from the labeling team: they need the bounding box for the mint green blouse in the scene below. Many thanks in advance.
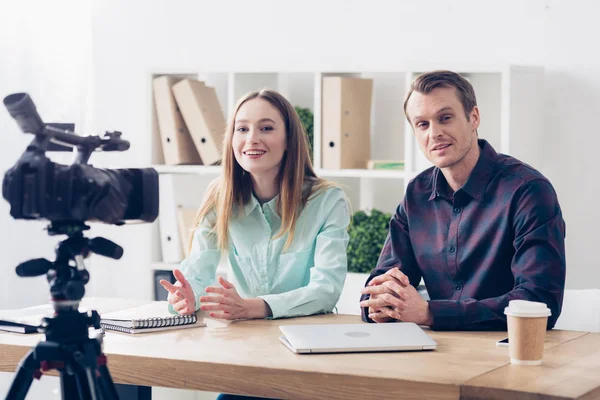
[180,185,350,319]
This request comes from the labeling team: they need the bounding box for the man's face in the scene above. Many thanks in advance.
[406,86,480,169]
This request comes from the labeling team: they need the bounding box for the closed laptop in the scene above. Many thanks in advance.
[279,322,437,354]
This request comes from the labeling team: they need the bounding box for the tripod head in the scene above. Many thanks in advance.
[16,221,123,303]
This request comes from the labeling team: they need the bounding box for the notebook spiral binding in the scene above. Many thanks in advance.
[133,314,195,328]
[100,314,196,334]
[99,323,136,334]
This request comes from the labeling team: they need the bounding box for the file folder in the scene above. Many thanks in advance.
[172,79,226,166]
[153,76,202,165]
[322,77,373,169]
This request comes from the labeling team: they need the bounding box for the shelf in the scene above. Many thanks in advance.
[151,262,181,271]
[153,165,415,179]
[151,262,228,276]
[316,168,415,179]
[153,165,222,174]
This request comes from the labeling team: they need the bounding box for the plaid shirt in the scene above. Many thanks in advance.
[361,139,566,331]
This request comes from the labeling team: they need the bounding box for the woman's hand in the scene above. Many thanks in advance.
[159,269,196,315]
[200,276,269,320]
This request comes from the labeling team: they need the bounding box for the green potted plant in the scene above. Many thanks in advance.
[336,208,392,315]
[347,209,391,273]
[294,106,313,160]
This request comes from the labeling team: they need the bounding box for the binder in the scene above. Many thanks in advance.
[158,174,184,262]
[322,77,373,169]
[177,207,198,258]
[172,79,226,165]
[153,76,202,165]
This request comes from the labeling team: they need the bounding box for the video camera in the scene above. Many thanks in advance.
[2,92,158,225]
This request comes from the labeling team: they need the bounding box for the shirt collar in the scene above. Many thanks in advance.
[243,192,280,217]
[244,194,260,216]
[428,168,451,201]
[462,139,498,201]
[428,139,498,202]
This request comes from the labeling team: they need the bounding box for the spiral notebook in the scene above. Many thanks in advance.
[0,304,54,334]
[100,301,205,334]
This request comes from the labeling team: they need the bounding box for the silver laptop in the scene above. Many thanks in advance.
[279,322,437,354]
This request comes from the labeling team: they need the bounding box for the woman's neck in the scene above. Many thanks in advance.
[250,172,279,204]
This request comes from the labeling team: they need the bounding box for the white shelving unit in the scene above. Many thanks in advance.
[150,65,545,272]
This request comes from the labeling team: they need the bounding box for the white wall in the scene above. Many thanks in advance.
[542,0,600,288]
[0,0,94,309]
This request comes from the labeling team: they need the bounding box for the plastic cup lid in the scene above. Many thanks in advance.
[504,300,551,318]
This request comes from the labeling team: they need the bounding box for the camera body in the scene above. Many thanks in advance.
[2,92,158,225]
[3,153,158,225]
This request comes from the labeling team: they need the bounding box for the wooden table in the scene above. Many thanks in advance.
[1,298,599,400]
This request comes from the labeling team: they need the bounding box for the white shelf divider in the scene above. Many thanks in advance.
[313,72,323,169]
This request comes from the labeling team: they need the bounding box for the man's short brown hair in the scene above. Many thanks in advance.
[403,70,477,122]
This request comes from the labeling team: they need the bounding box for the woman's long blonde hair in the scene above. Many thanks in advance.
[190,89,336,251]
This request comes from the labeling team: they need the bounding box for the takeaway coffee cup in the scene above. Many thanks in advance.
[504,300,551,365]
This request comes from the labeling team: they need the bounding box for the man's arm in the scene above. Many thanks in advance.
[428,179,566,331]
[360,199,423,322]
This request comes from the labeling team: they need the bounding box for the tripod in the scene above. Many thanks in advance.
[6,222,123,400]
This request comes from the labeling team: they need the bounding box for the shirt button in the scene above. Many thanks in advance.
[449,246,456,253]
[453,207,461,213]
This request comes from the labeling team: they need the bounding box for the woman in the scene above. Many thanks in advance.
[160,88,350,324]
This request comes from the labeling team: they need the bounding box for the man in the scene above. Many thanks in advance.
[360,70,566,330]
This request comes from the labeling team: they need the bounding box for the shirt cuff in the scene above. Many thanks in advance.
[427,300,462,330]
[258,294,287,319]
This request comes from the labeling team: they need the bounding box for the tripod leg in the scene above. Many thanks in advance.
[60,370,83,400]
[72,366,95,400]
[5,349,40,400]
[83,367,103,400]
[96,364,120,400]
